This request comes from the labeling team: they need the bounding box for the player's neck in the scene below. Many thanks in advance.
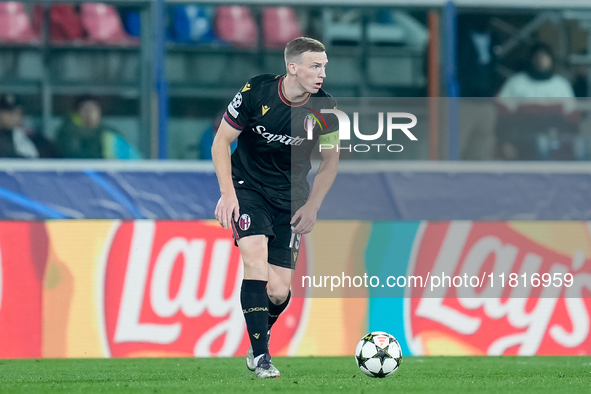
[282,75,310,103]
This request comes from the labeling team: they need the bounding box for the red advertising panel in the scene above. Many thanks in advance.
[103,221,306,357]
[0,222,47,358]
[409,222,591,355]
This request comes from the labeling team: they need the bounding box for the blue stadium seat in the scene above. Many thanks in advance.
[169,5,216,44]
[121,9,140,38]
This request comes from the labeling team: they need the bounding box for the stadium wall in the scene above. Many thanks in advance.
[0,162,589,358]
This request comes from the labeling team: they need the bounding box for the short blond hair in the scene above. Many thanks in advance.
[284,37,325,67]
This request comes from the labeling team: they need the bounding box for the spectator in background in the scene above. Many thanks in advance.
[55,95,140,159]
[0,94,39,158]
[457,14,498,160]
[458,15,499,98]
[498,43,576,108]
[572,61,588,98]
[497,43,582,160]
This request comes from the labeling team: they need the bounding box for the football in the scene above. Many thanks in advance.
[354,331,402,378]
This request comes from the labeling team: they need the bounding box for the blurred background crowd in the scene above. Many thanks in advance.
[1,0,591,161]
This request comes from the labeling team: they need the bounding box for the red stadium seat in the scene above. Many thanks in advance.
[31,4,42,38]
[215,6,258,48]
[263,7,302,49]
[0,2,38,43]
[49,4,84,42]
[81,3,135,44]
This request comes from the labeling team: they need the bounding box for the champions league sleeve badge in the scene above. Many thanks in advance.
[231,92,242,108]
[228,92,242,118]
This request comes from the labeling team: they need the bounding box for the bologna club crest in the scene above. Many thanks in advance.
[239,214,251,231]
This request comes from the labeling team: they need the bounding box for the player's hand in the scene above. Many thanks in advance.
[291,204,318,234]
[215,193,240,230]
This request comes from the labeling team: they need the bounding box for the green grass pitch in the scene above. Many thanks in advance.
[0,356,589,393]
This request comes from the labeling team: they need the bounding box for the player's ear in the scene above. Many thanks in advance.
[287,62,297,76]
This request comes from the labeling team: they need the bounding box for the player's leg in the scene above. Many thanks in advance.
[237,235,274,368]
[238,235,279,378]
[267,263,292,331]
[231,185,277,377]
[238,235,280,378]
[266,215,302,333]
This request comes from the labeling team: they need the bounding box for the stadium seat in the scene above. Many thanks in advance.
[81,3,137,44]
[495,104,583,160]
[262,7,302,49]
[170,5,216,44]
[121,9,140,37]
[365,10,407,46]
[31,4,42,38]
[49,4,84,42]
[322,9,362,46]
[214,6,258,48]
[0,2,38,43]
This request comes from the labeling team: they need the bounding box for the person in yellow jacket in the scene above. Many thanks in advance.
[55,95,140,159]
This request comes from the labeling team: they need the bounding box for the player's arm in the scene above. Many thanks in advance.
[291,133,340,234]
[212,118,241,230]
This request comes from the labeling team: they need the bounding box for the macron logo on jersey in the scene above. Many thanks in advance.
[253,125,305,146]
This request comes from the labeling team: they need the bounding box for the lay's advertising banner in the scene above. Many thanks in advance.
[0,220,589,359]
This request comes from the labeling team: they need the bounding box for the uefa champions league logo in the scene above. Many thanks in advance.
[231,92,242,108]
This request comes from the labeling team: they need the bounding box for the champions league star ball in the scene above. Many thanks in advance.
[354,331,402,378]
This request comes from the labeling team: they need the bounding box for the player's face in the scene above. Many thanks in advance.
[295,51,328,94]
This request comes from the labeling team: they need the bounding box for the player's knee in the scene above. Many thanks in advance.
[267,285,289,305]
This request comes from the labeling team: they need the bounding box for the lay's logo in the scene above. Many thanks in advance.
[405,221,591,356]
[102,221,308,358]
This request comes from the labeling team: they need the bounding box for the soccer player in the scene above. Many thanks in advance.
[212,37,339,378]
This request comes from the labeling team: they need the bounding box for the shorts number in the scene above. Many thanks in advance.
[289,233,302,249]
